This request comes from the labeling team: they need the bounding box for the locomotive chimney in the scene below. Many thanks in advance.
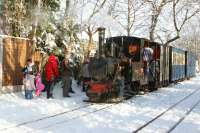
[98,27,106,57]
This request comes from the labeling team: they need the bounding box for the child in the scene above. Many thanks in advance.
[35,72,45,96]
[23,59,36,99]
[23,70,35,99]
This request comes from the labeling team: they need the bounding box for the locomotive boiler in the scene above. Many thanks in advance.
[86,28,120,102]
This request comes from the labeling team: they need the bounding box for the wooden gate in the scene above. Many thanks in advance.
[2,37,41,87]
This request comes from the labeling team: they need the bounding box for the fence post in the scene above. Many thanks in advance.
[0,37,3,93]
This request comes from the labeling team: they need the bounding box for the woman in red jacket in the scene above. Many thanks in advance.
[45,53,58,99]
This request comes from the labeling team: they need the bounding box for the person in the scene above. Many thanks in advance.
[68,57,75,93]
[35,72,45,96]
[45,52,58,99]
[23,70,35,99]
[61,53,73,97]
[115,64,124,98]
[41,54,49,92]
[124,58,132,84]
[148,60,159,92]
[22,59,36,99]
[80,59,91,92]
[142,42,153,83]
[22,59,37,76]
[142,42,155,93]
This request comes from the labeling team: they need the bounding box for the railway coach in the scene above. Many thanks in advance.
[149,44,196,84]
[185,52,196,79]
[149,42,170,87]
[169,46,186,82]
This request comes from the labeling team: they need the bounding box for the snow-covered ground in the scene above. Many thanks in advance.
[0,75,200,133]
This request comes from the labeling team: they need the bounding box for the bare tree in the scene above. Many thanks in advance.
[87,0,107,22]
[82,0,108,56]
[1,0,9,35]
[109,0,146,36]
[64,0,71,18]
[176,17,200,57]
[156,0,200,82]
[146,0,172,41]
[106,0,117,36]
[163,0,200,45]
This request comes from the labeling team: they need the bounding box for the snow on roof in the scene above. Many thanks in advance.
[0,35,30,40]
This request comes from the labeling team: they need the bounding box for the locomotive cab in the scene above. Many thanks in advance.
[105,36,151,96]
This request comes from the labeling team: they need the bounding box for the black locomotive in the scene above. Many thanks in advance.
[85,28,196,102]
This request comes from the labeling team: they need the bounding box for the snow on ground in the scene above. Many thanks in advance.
[136,82,200,133]
[171,103,200,133]
[0,81,89,131]
[0,76,200,133]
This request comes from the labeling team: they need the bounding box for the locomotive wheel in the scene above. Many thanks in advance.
[87,94,103,103]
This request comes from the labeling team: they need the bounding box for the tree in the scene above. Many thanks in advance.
[0,0,9,35]
[0,0,60,37]
[163,0,200,45]
[156,0,200,82]
[64,0,71,17]
[145,0,200,45]
[172,15,200,58]
[0,0,26,36]
[146,0,172,41]
[109,0,146,36]
[78,0,108,56]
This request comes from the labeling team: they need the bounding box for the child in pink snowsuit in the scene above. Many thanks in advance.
[35,72,45,96]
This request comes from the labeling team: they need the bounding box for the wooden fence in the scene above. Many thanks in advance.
[0,35,41,93]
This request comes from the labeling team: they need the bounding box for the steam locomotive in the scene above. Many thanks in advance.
[85,28,196,103]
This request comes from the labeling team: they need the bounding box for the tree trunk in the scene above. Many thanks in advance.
[149,14,159,42]
[64,0,70,18]
[127,0,131,36]
[2,0,9,35]
[87,32,93,57]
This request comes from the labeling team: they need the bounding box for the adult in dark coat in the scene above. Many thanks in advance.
[61,55,73,97]
[124,59,132,84]
[148,60,159,92]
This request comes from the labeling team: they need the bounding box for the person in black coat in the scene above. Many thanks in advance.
[124,59,132,84]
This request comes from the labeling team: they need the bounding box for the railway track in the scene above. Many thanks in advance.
[133,87,200,133]
[1,99,122,132]
[167,99,200,133]
[28,87,200,133]
[0,94,125,132]
[0,103,93,131]
[28,103,116,132]
[1,97,126,132]
[2,87,200,132]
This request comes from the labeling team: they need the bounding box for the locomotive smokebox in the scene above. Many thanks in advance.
[98,27,106,57]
